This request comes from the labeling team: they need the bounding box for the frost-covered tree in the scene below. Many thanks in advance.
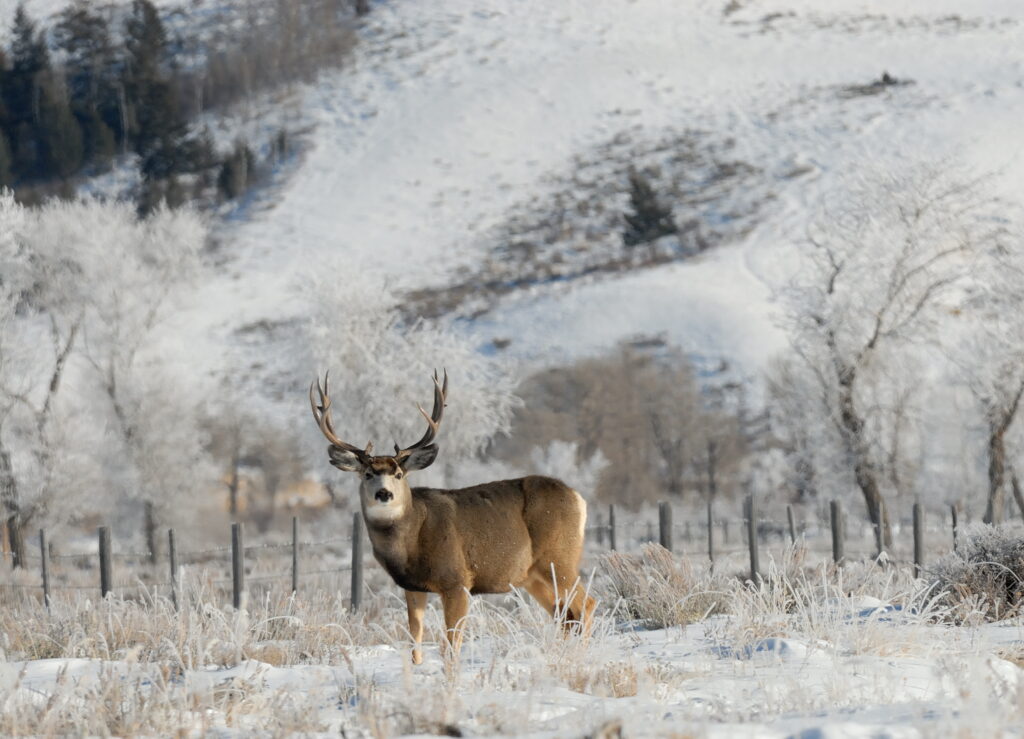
[776,167,1005,550]
[67,200,211,560]
[305,278,520,491]
[528,440,608,502]
[953,244,1024,524]
[0,192,98,567]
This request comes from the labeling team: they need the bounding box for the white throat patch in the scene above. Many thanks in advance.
[364,501,406,524]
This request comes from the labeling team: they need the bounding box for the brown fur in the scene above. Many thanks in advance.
[360,468,594,663]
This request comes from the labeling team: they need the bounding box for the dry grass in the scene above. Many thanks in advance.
[2,533,1023,735]
[600,542,727,627]
[930,523,1024,624]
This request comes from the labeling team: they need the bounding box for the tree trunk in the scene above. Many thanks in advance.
[837,367,893,550]
[1010,468,1024,525]
[144,501,158,564]
[984,423,1007,524]
[0,445,26,569]
[6,515,26,569]
[854,457,893,551]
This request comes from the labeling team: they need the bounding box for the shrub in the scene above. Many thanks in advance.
[600,543,725,627]
[930,523,1024,622]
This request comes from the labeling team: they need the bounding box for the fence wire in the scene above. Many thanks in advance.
[2,503,963,606]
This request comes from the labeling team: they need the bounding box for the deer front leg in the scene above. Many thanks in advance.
[405,590,428,665]
[439,588,470,663]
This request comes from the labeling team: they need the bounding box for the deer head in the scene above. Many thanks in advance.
[310,370,448,524]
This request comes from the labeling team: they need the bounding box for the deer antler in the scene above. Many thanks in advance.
[394,369,448,461]
[310,372,373,459]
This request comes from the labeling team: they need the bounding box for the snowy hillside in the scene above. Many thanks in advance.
[9,0,1022,396]
[154,0,1024,411]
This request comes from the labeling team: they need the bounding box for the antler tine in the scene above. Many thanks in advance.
[396,369,449,457]
[309,373,371,457]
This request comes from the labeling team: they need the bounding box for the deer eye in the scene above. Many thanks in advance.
[364,472,373,480]
[395,471,404,480]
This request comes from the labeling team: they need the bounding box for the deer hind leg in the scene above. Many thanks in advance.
[524,575,558,616]
[439,588,470,663]
[405,590,428,665]
[526,565,595,637]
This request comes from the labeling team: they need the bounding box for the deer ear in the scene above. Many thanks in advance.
[328,446,363,472]
[401,444,438,471]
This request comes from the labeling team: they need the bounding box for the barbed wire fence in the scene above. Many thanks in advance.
[1,497,965,611]
[0,513,361,613]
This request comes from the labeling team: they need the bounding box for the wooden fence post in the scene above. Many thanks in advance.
[168,529,178,611]
[830,500,844,566]
[351,513,363,612]
[595,512,605,546]
[98,526,112,599]
[658,501,673,552]
[39,529,50,611]
[231,522,244,610]
[706,499,714,570]
[913,503,924,578]
[722,519,729,545]
[951,504,959,554]
[608,504,617,551]
[786,505,797,545]
[291,516,299,595]
[745,494,759,583]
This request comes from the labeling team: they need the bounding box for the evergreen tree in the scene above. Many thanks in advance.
[54,0,122,159]
[1,5,84,182]
[0,131,13,187]
[217,141,256,200]
[0,47,9,186]
[78,107,117,168]
[136,174,164,214]
[123,0,188,175]
[622,170,678,248]
[0,46,9,131]
[37,78,84,179]
[5,5,51,126]
[10,122,37,178]
[55,2,116,107]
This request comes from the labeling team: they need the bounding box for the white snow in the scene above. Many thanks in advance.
[156,0,1024,405]
[4,616,1022,736]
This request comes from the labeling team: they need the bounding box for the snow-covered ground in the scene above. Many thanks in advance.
[2,581,1022,736]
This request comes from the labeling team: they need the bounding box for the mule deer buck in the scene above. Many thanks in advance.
[310,370,595,664]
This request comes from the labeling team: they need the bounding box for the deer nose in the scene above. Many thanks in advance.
[375,489,394,503]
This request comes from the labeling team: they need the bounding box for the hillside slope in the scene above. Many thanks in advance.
[179,0,1024,394]
[12,0,1024,406]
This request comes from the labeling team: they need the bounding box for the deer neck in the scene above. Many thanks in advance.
[362,497,428,589]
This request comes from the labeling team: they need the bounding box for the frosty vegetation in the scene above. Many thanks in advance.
[769,166,1024,541]
[0,191,211,566]
[1,525,1022,735]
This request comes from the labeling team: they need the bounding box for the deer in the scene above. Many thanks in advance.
[309,370,595,665]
